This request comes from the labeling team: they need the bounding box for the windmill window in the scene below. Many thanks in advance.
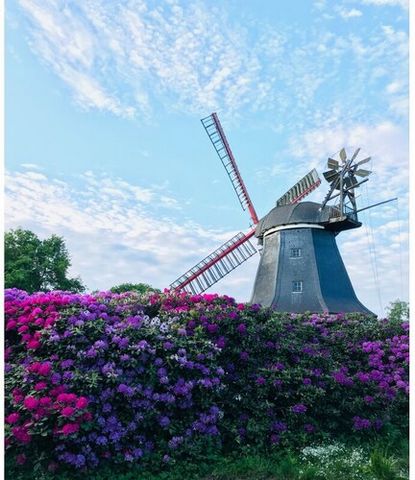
[290,248,302,258]
[292,281,303,293]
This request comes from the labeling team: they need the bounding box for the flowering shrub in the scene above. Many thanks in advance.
[5,288,408,473]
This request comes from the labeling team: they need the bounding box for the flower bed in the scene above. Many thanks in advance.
[4,288,409,472]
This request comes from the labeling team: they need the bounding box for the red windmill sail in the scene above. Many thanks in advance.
[170,113,321,295]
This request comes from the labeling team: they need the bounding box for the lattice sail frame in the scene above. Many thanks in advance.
[276,169,321,207]
[201,113,259,225]
[170,230,257,294]
[170,113,322,295]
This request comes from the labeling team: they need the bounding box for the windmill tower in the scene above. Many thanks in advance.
[170,114,392,314]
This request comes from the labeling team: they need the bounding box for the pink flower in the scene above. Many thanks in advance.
[34,382,47,391]
[24,396,39,410]
[6,413,20,424]
[12,388,24,404]
[28,362,41,373]
[61,406,75,417]
[75,397,88,409]
[61,423,79,435]
[38,362,52,376]
[39,396,52,407]
[12,426,31,444]
[50,386,65,397]
[57,393,77,403]
[6,320,17,330]
[27,339,41,350]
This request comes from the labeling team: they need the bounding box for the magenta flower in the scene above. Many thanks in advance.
[6,413,20,424]
[24,396,39,410]
[61,406,75,417]
[61,423,80,435]
[38,362,52,376]
[75,397,89,409]
[34,382,47,391]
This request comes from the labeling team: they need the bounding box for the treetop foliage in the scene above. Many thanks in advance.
[5,228,85,294]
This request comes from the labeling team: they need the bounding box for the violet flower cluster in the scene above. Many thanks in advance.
[5,288,408,472]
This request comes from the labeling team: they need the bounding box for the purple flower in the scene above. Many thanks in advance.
[256,376,266,386]
[159,416,171,428]
[216,336,226,348]
[207,324,218,334]
[353,416,371,430]
[61,359,74,369]
[272,421,287,432]
[304,423,315,433]
[237,323,247,334]
[272,362,285,371]
[240,351,249,361]
[168,436,184,449]
[332,370,354,387]
[163,341,173,350]
[117,384,134,396]
[291,403,307,414]
[270,433,280,444]
[303,378,312,385]
[356,372,370,383]
[94,340,108,350]
[137,340,149,350]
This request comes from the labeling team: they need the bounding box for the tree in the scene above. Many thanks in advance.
[110,282,160,294]
[5,228,85,293]
[386,299,409,323]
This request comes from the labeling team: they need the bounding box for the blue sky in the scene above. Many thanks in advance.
[5,0,409,316]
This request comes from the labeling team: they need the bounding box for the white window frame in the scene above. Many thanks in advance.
[290,248,302,258]
[292,280,303,293]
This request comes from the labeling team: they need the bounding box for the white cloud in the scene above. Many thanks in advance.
[338,8,363,19]
[15,0,407,127]
[21,163,43,170]
[4,168,256,298]
[361,0,408,9]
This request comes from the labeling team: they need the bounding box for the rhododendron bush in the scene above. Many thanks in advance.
[5,288,408,472]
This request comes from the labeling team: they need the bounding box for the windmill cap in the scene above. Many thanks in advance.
[255,201,338,238]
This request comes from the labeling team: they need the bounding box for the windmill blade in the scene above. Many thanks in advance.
[354,169,371,177]
[356,156,371,167]
[276,168,321,207]
[170,230,257,294]
[339,148,347,162]
[323,170,339,183]
[344,176,358,189]
[327,158,339,169]
[350,148,361,162]
[201,113,259,225]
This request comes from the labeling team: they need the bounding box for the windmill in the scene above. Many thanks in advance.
[170,113,395,314]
